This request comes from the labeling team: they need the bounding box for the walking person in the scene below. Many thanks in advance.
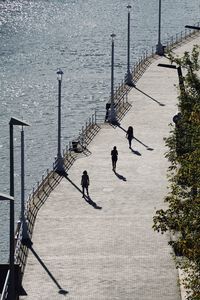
[111,146,118,171]
[126,126,134,149]
[81,170,90,197]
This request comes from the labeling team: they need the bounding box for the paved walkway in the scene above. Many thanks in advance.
[20,35,200,300]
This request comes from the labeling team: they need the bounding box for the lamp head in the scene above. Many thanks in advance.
[9,117,30,127]
[57,69,64,82]
[185,25,200,30]
[127,5,131,10]
[158,63,177,69]
[0,193,14,201]
[111,33,116,41]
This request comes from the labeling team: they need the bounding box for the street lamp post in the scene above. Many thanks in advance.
[0,193,14,286]
[9,117,29,300]
[56,69,65,174]
[20,127,31,244]
[0,193,15,297]
[158,63,185,94]
[125,5,135,87]
[108,34,118,125]
[158,63,184,129]
[156,0,164,56]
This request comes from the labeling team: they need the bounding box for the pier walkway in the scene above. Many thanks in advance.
[20,35,200,300]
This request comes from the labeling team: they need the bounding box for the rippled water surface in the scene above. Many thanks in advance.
[0,0,200,261]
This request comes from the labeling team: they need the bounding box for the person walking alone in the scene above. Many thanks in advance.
[111,146,118,171]
[126,126,134,149]
[81,170,90,197]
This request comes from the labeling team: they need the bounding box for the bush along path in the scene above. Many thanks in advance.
[153,45,200,300]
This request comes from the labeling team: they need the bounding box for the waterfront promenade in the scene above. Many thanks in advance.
[20,35,200,300]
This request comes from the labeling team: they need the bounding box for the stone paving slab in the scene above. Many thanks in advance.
[20,35,200,300]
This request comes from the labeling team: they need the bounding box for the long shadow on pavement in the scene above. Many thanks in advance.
[114,171,127,181]
[133,86,165,106]
[130,147,142,156]
[29,246,68,295]
[83,195,102,210]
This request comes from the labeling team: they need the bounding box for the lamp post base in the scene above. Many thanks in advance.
[156,43,165,56]
[55,156,68,176]
[22,237,33,248]
[108,112,119,126]
[22,218,30,240]
[125,72,135,87]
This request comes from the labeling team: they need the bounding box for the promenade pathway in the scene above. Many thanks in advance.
[20,35,200,300]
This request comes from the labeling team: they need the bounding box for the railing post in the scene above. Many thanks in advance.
[85,122,88,136]
[95,110,97,124]
[68,141,71,153]
[91,114,94,125]
[126,92,128,103]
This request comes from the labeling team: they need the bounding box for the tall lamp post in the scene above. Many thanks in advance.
[20,126,31,245]
[125,5,135,87]
[56,69,65,174]
[158,63,184,127]
[108,33,118,125]
[9,117,29,300]
[158,63,185,94]
[0,193,14,297]
[156,0,164,56]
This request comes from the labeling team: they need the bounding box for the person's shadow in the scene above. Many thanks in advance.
[84,195,102,209]
[114,171,127,181]
[130,147,142,156]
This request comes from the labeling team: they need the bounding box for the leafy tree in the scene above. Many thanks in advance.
[153,45,200,299]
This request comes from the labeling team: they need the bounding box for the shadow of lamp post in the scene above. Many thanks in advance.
[156,0,164,56]
[9,117,29,300]
[125,5,135,87]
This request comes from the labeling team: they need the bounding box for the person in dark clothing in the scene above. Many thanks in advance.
[81,170,90,197]
[126,126,134,148]
[111,146,118,171]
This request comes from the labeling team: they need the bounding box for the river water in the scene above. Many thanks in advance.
[0,0,199,262]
